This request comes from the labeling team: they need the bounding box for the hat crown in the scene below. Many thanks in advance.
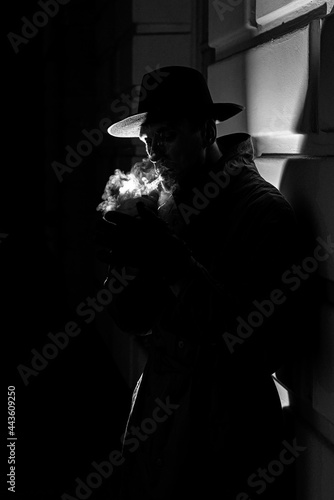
[137,66,214,118]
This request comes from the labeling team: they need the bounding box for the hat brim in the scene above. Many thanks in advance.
[107,103,245,138]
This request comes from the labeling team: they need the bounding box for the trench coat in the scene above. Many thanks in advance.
[108,133,305,499]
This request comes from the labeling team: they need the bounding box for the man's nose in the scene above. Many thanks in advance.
[148,135,164,162]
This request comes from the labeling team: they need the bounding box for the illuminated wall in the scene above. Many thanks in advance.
[208,1,334,499]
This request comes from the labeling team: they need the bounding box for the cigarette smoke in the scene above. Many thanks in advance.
[96,158,176,214]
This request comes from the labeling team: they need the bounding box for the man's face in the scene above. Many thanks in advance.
[139,117,206,186]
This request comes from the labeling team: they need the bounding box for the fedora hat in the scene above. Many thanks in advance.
[107,66,244,138]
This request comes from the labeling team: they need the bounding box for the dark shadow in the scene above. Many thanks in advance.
[4,1,134,499]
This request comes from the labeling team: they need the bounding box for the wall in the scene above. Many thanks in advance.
[208,1,334,499]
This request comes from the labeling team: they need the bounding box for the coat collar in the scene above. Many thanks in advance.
[217,132,255,163]
[172,133,257,204]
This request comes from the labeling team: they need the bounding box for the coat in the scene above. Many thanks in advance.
[109,133,305,499]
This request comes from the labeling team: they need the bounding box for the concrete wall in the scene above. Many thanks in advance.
[208,1,334,498]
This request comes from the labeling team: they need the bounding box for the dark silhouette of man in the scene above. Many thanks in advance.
[97,66,305,499]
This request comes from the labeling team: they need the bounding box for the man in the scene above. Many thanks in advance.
[98,66,304,499]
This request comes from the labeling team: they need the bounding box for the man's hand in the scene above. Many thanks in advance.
[97,201,193,284]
